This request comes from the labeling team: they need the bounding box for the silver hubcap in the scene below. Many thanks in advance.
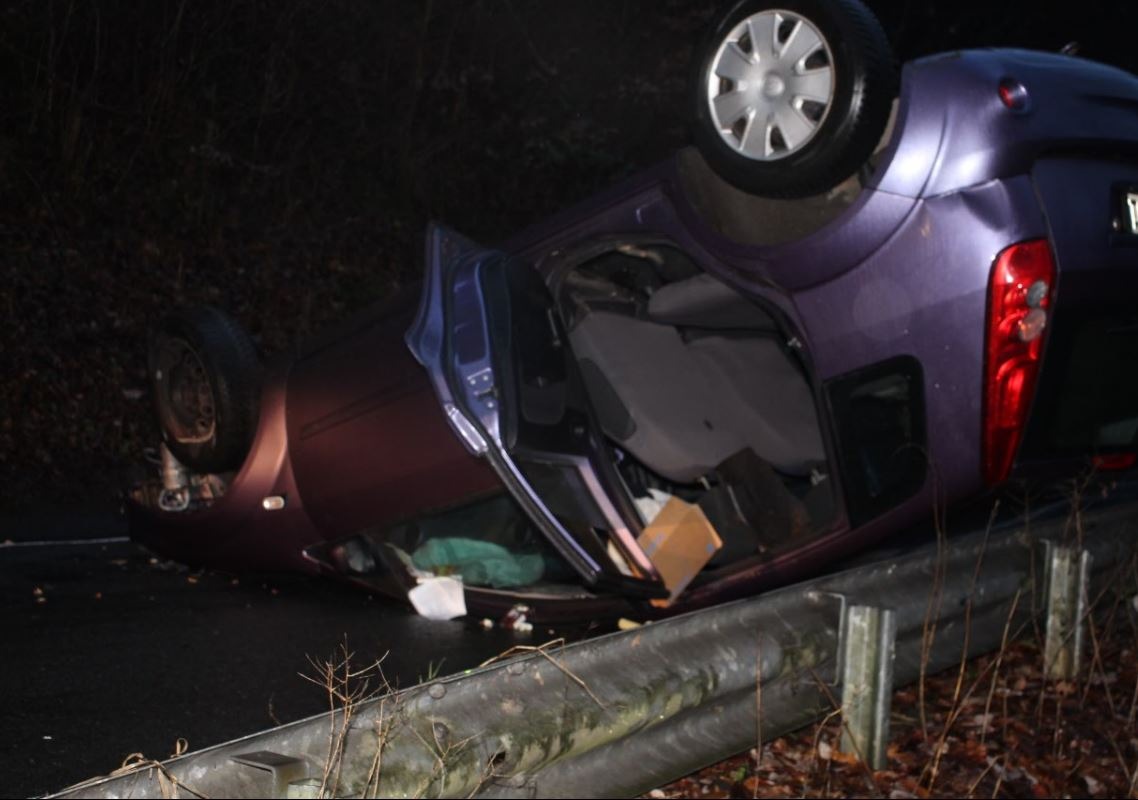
[706,9,835,161]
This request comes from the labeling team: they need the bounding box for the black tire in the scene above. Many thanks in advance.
[691,0,897,198]
[148,306,261,474]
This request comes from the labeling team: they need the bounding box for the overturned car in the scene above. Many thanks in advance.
[129,0,1138,622]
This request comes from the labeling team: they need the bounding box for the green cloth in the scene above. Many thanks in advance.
[411,537,545,588]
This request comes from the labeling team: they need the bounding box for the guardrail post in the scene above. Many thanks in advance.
[839,604,896,770]
[1043,543,1092,680]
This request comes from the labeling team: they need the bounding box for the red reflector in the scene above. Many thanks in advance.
[983,240,1055,485]
[1093,453,1137,471]
[998,78,1029,111]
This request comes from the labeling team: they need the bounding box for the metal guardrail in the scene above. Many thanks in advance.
[51,500,1138,799]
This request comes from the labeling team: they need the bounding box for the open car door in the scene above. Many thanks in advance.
[407,224,668,599]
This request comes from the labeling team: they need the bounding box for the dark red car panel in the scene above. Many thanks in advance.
[286,297,500,539]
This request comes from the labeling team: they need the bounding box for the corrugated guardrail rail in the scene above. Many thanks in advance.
[52,500,1138,798]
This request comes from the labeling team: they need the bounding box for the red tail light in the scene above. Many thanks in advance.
[1093,453,1137,471]
[983,239,1056,485]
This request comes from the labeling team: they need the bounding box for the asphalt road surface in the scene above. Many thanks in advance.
[0,510,593,798]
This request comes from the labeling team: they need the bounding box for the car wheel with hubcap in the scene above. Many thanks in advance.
[692,0,897,198]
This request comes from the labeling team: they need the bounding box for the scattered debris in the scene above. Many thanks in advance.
[500,604,533,633]
[407,576,466,620]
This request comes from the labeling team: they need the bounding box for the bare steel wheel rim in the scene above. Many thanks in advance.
[706,9,836,161]
[156,339,217,445]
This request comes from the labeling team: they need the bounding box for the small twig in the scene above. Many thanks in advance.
[1064,755,1087,787]
[267,694,282,727]
[990,769,1005,799]
[363,697,390,799]
[980,588,1022,749]
[407,723,481,798]
[966,753,1000,798]
[111,753,209,799]
[1079,588,1123,716]
[753,641,763,800]
[480,639,606,710]
[1101,723,1135,787]
[918,471,950,742]
[1023,491,1047,654]
[918,614,1034,789]
[809,706,844,795]
[1128,561,1138,726]
[1051,686,1064,760]
[926,502,999,791]
[299,639,391,798]
[806,667,879,793]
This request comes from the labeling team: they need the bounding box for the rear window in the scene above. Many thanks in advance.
[1021,311,1138,457]
[826,357,927,527]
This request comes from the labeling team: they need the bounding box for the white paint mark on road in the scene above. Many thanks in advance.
[0,537,130,549]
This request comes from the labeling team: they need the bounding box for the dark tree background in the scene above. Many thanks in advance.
[1,0,1134,510]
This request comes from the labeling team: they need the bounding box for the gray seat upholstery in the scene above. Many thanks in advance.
[647,273,779,331]
[568,302,825,482]
[687,334,825,473]
[570,312,740,482]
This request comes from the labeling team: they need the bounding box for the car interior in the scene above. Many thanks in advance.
[325,239,842,601]
[552,242,836,568]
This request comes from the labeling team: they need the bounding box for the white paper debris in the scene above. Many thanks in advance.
[633,488,673,525]
[408,576,466,620]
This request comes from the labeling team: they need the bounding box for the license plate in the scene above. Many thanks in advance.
[1127,191,1138,234]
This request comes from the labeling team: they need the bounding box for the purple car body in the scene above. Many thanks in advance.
[130,48,1138,621]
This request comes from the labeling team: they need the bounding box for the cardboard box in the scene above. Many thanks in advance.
[637,497,723,607]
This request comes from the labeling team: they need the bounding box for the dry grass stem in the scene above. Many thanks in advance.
[753,642,763,800]
[918,478,950,742]
[110,752,208,799]
[480,639,606,710]
[300,640,391,799]
[980,588,1022,749]
[806,667,878,793]
[924,502,998,790]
